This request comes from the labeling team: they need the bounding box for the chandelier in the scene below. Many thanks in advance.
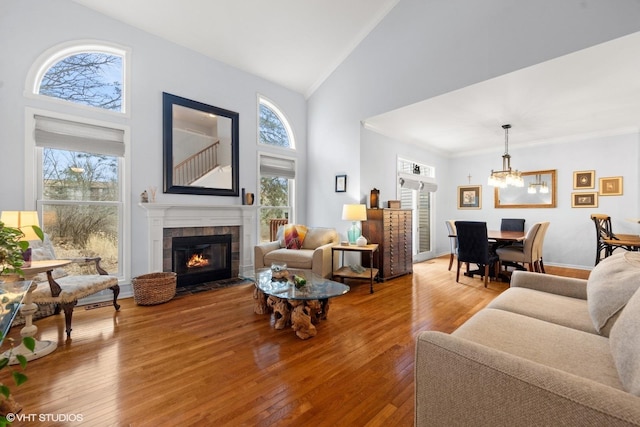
[487,124,524,188]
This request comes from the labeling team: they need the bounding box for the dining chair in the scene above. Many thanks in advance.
[532,221,550,273]
[496,222,542,273]
[501,218,526,232]
[590,214,640,265]
[454,221,499,287]
[445,220,457,271]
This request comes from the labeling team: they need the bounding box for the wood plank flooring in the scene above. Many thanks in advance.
[1,257,589,426]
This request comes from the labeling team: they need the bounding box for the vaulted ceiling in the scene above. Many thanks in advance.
[71,1,640,154]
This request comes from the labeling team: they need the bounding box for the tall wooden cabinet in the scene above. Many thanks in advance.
[361,208,413,280]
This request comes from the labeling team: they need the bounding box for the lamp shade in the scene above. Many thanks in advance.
[0,211,40,241]
[341,204,367,221]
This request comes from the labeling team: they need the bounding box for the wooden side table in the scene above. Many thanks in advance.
[331,244,379,293]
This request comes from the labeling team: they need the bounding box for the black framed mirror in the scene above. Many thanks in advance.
[163,92,239,196]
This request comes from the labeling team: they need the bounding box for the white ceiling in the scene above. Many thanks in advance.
[71,0,400,97]
[71,1,640,155]
[364,31,640,156]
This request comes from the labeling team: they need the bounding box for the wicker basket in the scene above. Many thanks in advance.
[132,272,177,305]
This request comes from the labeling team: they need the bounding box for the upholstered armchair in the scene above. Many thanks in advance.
[27,234,120,338]
[254,225,339,278]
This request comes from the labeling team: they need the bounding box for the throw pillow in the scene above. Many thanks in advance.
[609,285,640,396]
[283,224,308,250]
[587,251,640,335]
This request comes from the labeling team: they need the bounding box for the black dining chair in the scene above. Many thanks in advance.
[501,218,525,232]
[454,221,500,287]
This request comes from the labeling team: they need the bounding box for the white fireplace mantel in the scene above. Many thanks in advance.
[139,203,256,277]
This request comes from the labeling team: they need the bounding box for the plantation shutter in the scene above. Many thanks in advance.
[34,115,125,157]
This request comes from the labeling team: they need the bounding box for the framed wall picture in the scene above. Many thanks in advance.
[335,174,347,192]
[573,170,595,189]
[599,176,623,196]
[457,185,482,209]
[571,192,598,208]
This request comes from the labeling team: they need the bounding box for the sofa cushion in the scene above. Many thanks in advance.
[610,287,640,396]
[301,227,335,250]
[282,224,308,249]
[487,287,596,334]
[453,308,624,390]
[264,248,313,269]
[587,252,640,335]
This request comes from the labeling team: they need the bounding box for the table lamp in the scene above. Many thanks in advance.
[341,204,367,244]
[0,211,41,267]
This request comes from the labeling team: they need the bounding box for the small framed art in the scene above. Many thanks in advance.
[335,175,347,192]
[457,185,482,209]
[573,170,595,189]
[571,192,598,208]
[599,176,623,196]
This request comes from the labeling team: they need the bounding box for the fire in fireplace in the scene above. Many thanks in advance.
[172,234,232,287]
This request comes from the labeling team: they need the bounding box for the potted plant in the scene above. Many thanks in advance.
[0,221,43,424]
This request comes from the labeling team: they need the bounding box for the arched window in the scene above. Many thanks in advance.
[32,43,126,113]
[258,96,295,149]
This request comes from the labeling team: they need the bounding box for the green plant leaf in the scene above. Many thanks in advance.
[23,336,36,353]
[0,385,9,399]
[0,415,9,427]
[12,372,27,386]
[15,354,27,370]
[0,358,8,371]
[32,225,44,241]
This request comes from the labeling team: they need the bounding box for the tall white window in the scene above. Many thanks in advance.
[27,42,129,279]
[258,154,296,242]
[33,115,125,277]
[257,96,297,242]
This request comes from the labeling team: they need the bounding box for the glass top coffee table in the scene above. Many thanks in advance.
[254,268,349,339]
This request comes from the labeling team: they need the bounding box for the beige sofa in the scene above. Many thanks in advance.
[415,252,640,426]
[254,226,339,278]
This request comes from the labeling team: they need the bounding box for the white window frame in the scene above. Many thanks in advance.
[257,152,297,241]
[24,40,131,118]
[24,108,131,283]
[256,94,296,150]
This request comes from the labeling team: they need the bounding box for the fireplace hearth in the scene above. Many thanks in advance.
[172,234,232,287]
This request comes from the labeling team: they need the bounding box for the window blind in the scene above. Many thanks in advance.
[34,115,125,157]
[259,154,295,179]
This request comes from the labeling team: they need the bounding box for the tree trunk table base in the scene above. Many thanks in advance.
[254,289,330,339]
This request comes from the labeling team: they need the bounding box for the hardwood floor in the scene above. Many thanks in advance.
[1,257,589,426]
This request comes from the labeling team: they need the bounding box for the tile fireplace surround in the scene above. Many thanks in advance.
[139,203,256,278]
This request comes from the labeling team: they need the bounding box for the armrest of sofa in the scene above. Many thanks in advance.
[510,270,588,300]
[254,241,281,270]
[311,242,338,278]
[415,331,640,426]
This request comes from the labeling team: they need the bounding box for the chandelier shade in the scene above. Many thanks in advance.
[488,124,524,188]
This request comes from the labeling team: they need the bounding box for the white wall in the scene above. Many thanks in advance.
[308,0,640,269]
[0,0,307,281]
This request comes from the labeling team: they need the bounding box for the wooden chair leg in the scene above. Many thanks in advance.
[539,258,546,273]
[61,301,78,339]
[456,260,461,283]
[483,265,489,287]
[448,253,454,271]
[111,285,121,310]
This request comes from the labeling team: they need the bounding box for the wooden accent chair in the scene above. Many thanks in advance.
[590,214,640,265]
[269,218,288,241]
[28,235,120,338]
[454,221,500,287]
